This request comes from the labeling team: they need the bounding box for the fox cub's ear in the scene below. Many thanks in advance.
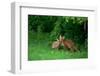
[59,35,62,39]
[59,35,65,40]
[57,39,59,41]
[62,36,65,39]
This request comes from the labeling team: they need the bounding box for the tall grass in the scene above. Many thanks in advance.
[28,31,88,61]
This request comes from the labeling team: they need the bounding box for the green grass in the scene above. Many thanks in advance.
[28,31,88,61]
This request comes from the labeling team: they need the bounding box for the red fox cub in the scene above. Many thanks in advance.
[52,39,61,49]
[60,35,78,52]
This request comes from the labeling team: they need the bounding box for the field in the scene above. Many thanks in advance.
[28,31,88,61]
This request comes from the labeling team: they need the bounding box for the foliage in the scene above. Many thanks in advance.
[28,15,88,44]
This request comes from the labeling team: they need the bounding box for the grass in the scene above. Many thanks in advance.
[28,31,88,61]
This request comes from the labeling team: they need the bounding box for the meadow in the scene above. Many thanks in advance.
[28,31,88,60]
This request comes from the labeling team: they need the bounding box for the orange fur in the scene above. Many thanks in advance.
[60,36,78,52]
